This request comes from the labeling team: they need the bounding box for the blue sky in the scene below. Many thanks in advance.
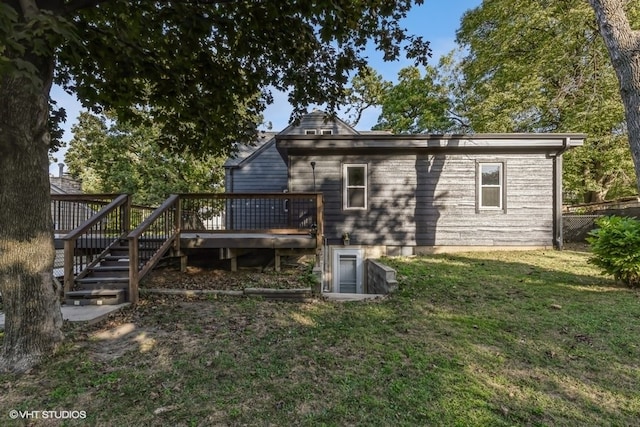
[49,0,482,174]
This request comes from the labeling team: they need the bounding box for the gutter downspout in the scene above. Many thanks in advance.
[553,137,571,250]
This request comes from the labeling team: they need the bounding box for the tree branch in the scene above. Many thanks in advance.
[19,0,38,19]
[61,0,237,15]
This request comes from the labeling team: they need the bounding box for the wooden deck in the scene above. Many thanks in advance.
[52,192,324,302]
[180,232,317,272]
[180,232,316,249]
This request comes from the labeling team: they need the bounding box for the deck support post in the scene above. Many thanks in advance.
[230,248,238,272]
[275,249,282,272]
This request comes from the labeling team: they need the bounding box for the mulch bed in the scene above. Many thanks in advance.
[140,260,313,292]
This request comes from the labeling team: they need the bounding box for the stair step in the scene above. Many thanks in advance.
[100,260,130,267]
[92,265,129,271]
[89,266,130,278]
[65,289,125,306]
[110,250,129,256]
[101,256,129,266]
[77,276,129,285]
[75,282,128,291]
[104,255,130,261]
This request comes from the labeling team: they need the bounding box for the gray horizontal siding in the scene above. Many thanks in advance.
[290,153,555,247]
[226,142,288,193]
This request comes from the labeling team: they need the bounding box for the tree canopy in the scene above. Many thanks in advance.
[453,0,637,202]
[588,0,640,193]
[66,111,225,206]
[344,65,457,133]
[372,66,455,134]
[341,0,638,203]
[2,0,430,156]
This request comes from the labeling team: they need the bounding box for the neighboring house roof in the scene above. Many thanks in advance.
[50,183,67,194]
[49,175,83,194]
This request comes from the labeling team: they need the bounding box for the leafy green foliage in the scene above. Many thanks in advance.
[345,65,458,133]
[65,111,225,205]
[1,1,431,158]
[372,66,455,134]
[48,0,429,156]
[342,66,392,126]
[587,216,640,287]
[456,0,637,203]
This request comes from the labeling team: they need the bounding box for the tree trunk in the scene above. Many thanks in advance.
[0,55,64,373]
[589,0,640,191]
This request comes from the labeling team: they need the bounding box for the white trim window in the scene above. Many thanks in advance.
[305,129,317,135]
[478,162,504,210]
[343,164,367,210]
[320,129,333,135]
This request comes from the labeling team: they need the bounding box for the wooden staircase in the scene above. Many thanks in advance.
[65,239,131,306]
[60,194,182,305]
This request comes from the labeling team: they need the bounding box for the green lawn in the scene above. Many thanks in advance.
[1,249,639,426]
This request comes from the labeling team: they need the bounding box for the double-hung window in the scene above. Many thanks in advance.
[478,162,505,211]
[343,164,367,210]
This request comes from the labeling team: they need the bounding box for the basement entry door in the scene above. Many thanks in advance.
[333,248,363,293]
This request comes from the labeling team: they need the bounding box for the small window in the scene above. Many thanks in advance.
[320,129,333,135]
[343,164,367,210]
[478,162,504,210]
[305,129,317,135]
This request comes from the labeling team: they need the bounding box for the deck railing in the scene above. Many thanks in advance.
[52,194,157,234]
[127,195,181,304]
[62,194,131,293]
[52,194,120,234]
[179,193,322,236]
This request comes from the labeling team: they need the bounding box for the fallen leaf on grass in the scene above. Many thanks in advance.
[154,405,178,415]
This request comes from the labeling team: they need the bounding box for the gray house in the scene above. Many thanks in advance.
[227,112,585,294]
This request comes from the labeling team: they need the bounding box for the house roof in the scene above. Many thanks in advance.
[225,110,361,169]
[224,131,278,168]
[50,183,67,194]
[275,133,586,158]
[49,175,83,194]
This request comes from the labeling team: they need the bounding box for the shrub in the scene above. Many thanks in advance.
[587,216,640,287]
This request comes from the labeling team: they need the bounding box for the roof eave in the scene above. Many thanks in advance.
[276,133,586,155]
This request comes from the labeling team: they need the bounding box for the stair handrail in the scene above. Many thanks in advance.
[62,194,131,295]
[127,194,181,304]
